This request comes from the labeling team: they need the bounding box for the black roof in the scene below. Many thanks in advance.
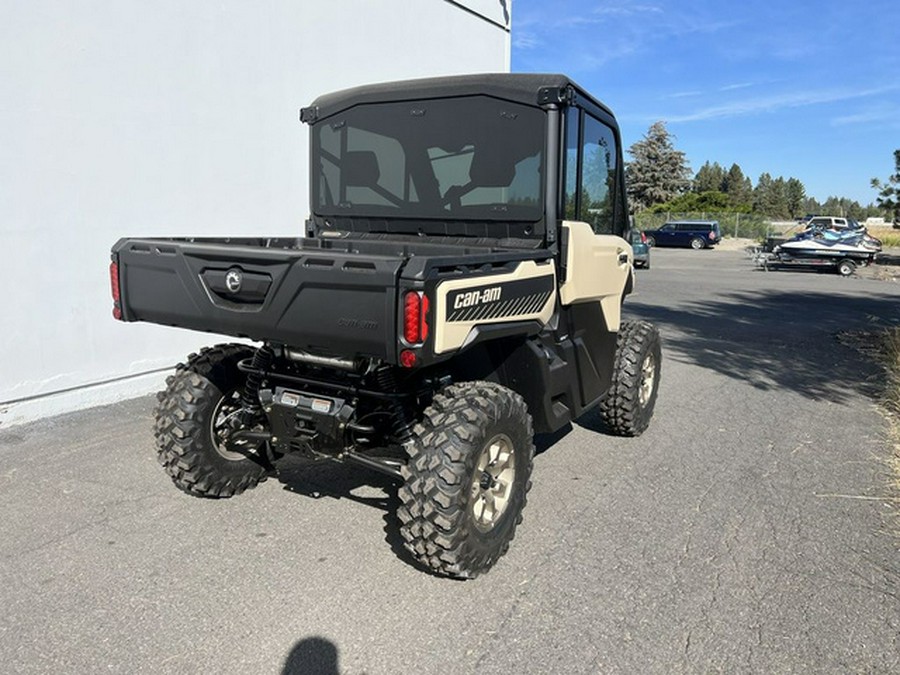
[304,73,615,122]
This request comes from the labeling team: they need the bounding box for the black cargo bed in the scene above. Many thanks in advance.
[113,237,405,361]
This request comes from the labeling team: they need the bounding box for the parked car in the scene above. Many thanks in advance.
[643,220,721,249]
[805,216,859,231]
[628,228,650,268]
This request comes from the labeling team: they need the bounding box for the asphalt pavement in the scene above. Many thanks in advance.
[1,247,898,673]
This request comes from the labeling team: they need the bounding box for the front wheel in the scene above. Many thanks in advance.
[397,382,534,578]
[154,345,270,498]
[597,321,662,436]
[690,237,705,250]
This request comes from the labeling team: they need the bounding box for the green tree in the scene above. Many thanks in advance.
[785,178,806,219]
[770,178,789,218]
[753,173,775,215]
[801,196,821,216]
[821,196,869,220]
[722,163,753,209]
[871,149,900,223]
[625,121,691,212]
[648,190,731,213]
[693,161,725,193]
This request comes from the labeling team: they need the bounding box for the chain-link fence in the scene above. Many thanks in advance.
[633,212,773,240]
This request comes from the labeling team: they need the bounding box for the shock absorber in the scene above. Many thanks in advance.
[375,366,415,446]
[241,343,275,422]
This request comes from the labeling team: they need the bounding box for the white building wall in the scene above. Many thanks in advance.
[0,0,511,426]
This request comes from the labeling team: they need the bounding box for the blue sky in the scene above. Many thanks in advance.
[512,0,900,205]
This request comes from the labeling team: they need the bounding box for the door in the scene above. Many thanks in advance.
[559,221,632,331]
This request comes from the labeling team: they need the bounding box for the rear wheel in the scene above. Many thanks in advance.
[837,259,856,277]
[645,235,656,247]
[597,321,661,436]
[690,237,705,250]
[154,344,270,498]
[397,382,534,578]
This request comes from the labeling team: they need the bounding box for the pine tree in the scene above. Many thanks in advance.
[625,121,691,212]
[693,161,725,193]
[771,178,788,219]
[722,163,752,209]
[785,178,806,219]
[753,173,775,215]
[871,149,900,223]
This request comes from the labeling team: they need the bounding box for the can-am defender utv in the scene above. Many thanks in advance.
[110,74,661,578]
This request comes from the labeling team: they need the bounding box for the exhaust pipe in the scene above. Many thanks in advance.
[283,347,357,372]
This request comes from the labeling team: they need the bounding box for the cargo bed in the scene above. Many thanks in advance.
[112,235,542,363]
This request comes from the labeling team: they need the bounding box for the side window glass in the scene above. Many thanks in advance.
[581,115,617,234]
[563,107,580,220]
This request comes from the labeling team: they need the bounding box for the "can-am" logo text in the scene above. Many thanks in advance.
[453,287,502,309]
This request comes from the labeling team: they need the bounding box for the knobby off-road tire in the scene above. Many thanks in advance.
[597,320,662,437]
[397,382,535,579]
[154,344,269,498]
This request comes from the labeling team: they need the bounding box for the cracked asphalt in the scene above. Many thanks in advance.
[1,248,898,673]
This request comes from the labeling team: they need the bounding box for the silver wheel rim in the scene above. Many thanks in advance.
[469,433,516,532]
[639,353,656,407]
[210,389,254,461]
[692,239,703,249]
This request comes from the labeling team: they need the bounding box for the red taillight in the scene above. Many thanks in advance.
[640,231,648,244]
[110,260,123,320]
[109,261,120,302]
[404,292,421,343]
[403,291,429,345]
[399,349,418,368]
[709,231,716,240]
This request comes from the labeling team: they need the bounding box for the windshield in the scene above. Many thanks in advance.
[312,96,544,221]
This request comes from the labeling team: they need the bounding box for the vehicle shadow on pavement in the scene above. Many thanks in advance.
[275,455,454,578]
[277,455,394,510]
[535,422,574,455]
[628,289,900,404]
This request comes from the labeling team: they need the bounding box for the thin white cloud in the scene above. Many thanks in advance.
[719,82,754,92]
[664,85,900,123]
[831,106,900,127]
[555,3,663,27]
[513,31,540,50]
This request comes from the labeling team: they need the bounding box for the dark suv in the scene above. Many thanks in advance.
[643,220,721,249]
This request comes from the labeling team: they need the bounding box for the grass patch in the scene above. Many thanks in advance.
[879,328,900,508]
[839,326,900,508]
[867,226,900,248]
[880,233,900,248]
[883,327,900,420]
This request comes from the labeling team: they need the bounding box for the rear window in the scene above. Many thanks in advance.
[312,95,544,221]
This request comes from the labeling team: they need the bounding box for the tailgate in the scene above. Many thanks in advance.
[113,238,403,360]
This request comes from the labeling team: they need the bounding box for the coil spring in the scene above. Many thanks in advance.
[241,344,275,418]
[374,366,414,445]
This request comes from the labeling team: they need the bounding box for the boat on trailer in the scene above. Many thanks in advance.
[758,227,882,276]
